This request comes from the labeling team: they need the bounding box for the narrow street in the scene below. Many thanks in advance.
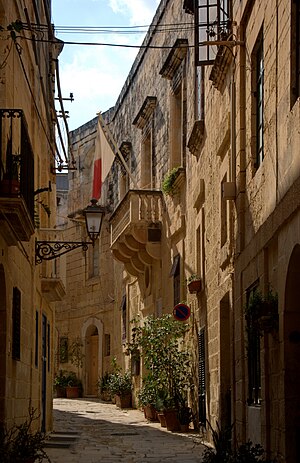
[44,398,206,463]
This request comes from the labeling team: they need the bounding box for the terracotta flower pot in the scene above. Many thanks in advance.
[66,386,79,398]
[0,178,20,196]
[144,404,158,422]
[115,393,131,408]
[157,412,167,427]
[188,279,202,294]
[163,409,180,432]
[55,386,66,398]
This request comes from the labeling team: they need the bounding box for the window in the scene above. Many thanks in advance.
[198,327,206,425]
[59,337,68,363]
[35,311,39,367]
[246,284,261,405]
[291,0,300,107]
[221,175,228,247]
[170,254,181,306]
[12,287,21,360]
[88,241,99,278]
[252,31,264,168]
[132,97,156,190]
[121,295,127,344]
[196,211,205,280]
[196,66,204,120]
[170,85,183,168]
[118,141,131,200]
[104,334,111,356]
[140,129,153,189]
[195,0,231,66]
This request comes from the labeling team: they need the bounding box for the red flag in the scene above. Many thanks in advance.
[92,117,115,200]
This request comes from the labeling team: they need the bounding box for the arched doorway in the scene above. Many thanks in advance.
[85,325,99,396]
[0,264,6,422]
[284,244,300,462]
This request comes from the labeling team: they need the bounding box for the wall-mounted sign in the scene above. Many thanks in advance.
[173,303,191,321]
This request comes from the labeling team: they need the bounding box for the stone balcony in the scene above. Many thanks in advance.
[110,190,163,277]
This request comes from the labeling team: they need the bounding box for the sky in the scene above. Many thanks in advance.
[51,0,160,132]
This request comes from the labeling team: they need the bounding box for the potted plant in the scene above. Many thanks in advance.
[65,371,82,399]
[162,166,184,196]
[177,395,194,432]
[245,289,278,335]
[187,274,202,294]
[154,389,180,432]
[137,374,159,422]
[69,337,85,373]
[127,314,193,431]
[0,152,21,196]
[97,372,112,401]
[66,337,85,397]
[108,370,132,408]
[0,406,51,462]
[53,369,68,398]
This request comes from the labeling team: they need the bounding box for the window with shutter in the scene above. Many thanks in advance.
[121,295,127,344]
[198,327,206,425]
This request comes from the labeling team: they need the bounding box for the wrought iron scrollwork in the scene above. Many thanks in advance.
[35,240,91,264]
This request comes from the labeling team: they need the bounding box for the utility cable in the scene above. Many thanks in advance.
[54,58,75,167]
[14,40,63,165]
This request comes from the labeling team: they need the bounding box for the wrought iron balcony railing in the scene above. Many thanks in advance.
[0,109,34,220]
[0,109,35,242]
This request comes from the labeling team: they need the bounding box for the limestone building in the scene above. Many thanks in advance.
[0,1,63,431]
[56,0,300,461]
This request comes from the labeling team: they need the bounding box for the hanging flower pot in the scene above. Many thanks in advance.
[187,276,202,294]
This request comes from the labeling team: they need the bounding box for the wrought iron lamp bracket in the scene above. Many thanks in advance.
[35,240,93,265]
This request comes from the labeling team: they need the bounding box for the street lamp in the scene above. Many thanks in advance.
[84,198,105,244]
[35,199,105,264]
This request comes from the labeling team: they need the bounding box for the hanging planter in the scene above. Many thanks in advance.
[245,289,279,335]
[187,275,202,294]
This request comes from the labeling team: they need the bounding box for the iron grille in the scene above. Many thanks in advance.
[195,0,232,66]
[0,109,34,221]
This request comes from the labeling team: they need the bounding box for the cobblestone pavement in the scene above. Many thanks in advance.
[43,398,206,463]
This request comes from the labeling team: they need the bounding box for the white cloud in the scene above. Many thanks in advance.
[55,0,159,130]
[108,0,159,25]
[58,32,138,129]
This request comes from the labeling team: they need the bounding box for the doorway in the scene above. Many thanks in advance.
[220,293,231,429]
[41,314,47,431]
[0,265,6,422]
[284,244,300,462]
[85,325,99,396]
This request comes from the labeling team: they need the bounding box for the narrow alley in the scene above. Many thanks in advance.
[43,398,206,463]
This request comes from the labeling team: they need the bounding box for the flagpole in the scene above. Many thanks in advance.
[97,112,139,189]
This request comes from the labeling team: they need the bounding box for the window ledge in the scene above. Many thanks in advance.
[159,39,188,80]
[187,120,204,155]
[209,45,233,90]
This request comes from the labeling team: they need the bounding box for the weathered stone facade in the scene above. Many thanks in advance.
[56,0,300,461]
[0,1,61,431]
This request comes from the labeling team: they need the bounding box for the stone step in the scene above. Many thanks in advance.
[44,431,79,448]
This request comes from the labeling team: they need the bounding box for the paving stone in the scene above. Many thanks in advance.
[43,398,206,462]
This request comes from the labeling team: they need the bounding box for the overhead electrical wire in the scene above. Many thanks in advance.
[14,41,63,165]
